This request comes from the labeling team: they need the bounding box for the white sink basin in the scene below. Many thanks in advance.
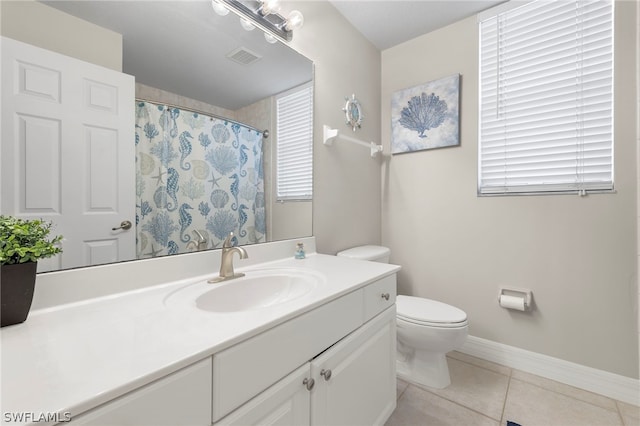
[164,268,322,313]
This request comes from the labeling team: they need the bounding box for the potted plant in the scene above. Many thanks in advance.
[1,216,62,327]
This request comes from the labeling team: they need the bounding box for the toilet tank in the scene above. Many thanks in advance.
[336,245,391,263]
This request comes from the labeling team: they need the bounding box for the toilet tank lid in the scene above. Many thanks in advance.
[396,295,467,324]
[336,245,390,261]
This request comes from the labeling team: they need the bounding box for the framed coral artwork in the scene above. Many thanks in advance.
[391,74,460,154]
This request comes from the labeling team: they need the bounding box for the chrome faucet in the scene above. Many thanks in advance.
[193,230,208,251]
[186,230,208,252]
[208,232,248,283]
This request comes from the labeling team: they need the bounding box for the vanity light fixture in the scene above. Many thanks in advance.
[213,0,303,43]
[258,0,281,16]
[284,10,304,31]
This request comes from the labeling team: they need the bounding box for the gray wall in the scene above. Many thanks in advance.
[289,1,382,255]
[0,0,122,71]
[381,1,638,378]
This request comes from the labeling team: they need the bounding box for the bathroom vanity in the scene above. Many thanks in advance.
[0,239,400,426]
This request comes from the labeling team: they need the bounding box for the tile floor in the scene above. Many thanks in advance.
[385,351,640,426]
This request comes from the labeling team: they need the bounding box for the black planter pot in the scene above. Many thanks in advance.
[1,262,37,327]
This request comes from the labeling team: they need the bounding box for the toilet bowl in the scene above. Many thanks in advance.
[336,245,469,389]
[396,295,468,388]
[336,245,390,263]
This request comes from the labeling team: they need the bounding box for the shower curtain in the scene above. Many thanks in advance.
[135,101,266,258]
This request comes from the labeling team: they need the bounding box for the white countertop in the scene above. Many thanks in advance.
[1,252,399,426]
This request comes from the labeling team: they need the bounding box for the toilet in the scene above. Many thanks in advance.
[336,245,468,389]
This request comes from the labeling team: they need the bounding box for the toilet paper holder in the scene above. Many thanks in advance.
[498,288,533,311]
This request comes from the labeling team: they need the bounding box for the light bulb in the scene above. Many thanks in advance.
[240,18,255,31]
[284,10,304,31]
[264,33,278,44]
[211,0,229,16]
[260,0,281,16]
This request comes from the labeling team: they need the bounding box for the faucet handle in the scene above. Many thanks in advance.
[222,232,235,248]
[193,229,206,242]
[193,230,208,250]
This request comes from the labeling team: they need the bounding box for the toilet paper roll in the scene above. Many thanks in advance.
[499,294,526,311]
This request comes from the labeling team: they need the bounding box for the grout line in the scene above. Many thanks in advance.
[403,382,501,423]
[441,355,513,422]
[460,337,639,406]
[499,368,514,425]
[447,353,511,378]
[454,352,627,413]
[396,380,409,401]
[508,376,620,414]
[452,353,629,420]
[614,400,629,426]
[395,353,634,425]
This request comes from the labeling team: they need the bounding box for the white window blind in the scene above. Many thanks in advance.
[276,84,313,201]
[478,0,614,195]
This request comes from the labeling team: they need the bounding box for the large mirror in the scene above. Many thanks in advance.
[0,0,313,273]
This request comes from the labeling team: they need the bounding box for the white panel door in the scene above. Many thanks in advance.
[1,36,135,271]
[310,307,397,426]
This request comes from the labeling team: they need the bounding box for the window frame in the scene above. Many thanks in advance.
[274,82,314,202]
[477,0,615,196]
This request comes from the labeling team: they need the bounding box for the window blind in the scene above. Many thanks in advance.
[478,0,614,195]
[276,84,313,201]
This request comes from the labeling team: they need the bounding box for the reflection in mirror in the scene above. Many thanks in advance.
[0,0,313,273]
[134,100,268,257]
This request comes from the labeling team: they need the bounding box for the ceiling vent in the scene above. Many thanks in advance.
[226,47,262,65]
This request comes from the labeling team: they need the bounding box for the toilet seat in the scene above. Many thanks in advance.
[397,295,468,328]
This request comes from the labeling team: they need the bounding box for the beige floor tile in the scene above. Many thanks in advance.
[385,384,499,426]
[424,357,509,420]
[448,351,512,376]
[503,378,623,426]
[617,400,640,426]
[511,369,618,411]
[397,379,410,400]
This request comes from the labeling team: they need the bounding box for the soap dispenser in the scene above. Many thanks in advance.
[295,242,306,259]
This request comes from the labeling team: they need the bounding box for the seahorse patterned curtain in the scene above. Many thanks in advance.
[135,101,266,258]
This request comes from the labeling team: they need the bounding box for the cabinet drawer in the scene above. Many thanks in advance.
[212,289,363,422]
[69,358,212,425]
[363,274,396,322]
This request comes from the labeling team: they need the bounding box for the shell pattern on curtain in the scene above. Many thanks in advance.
[135,101,266,258]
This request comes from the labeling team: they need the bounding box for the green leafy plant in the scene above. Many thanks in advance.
[0,216,63,265]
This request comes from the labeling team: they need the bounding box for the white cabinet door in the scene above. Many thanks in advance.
[68,358,212,426]
[215,364,311,426]
[212,289,363,421]
[310,307,396,426]
[212,279,398,426]
[1,36,135,271]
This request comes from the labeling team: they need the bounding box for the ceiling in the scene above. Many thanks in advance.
[39,0,505,110]
[329,0,505,50]
[41,1,312,110]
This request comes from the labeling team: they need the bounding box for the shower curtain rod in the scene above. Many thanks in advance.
[135,97,268,138]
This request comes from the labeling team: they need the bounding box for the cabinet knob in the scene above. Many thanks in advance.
[303,377,315,391]
[320,369,332,381]
[381,293,390,301]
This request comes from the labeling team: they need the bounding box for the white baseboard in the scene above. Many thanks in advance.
[459,335,640,406]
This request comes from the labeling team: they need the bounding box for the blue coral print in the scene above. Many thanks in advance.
[391,74,460,154]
